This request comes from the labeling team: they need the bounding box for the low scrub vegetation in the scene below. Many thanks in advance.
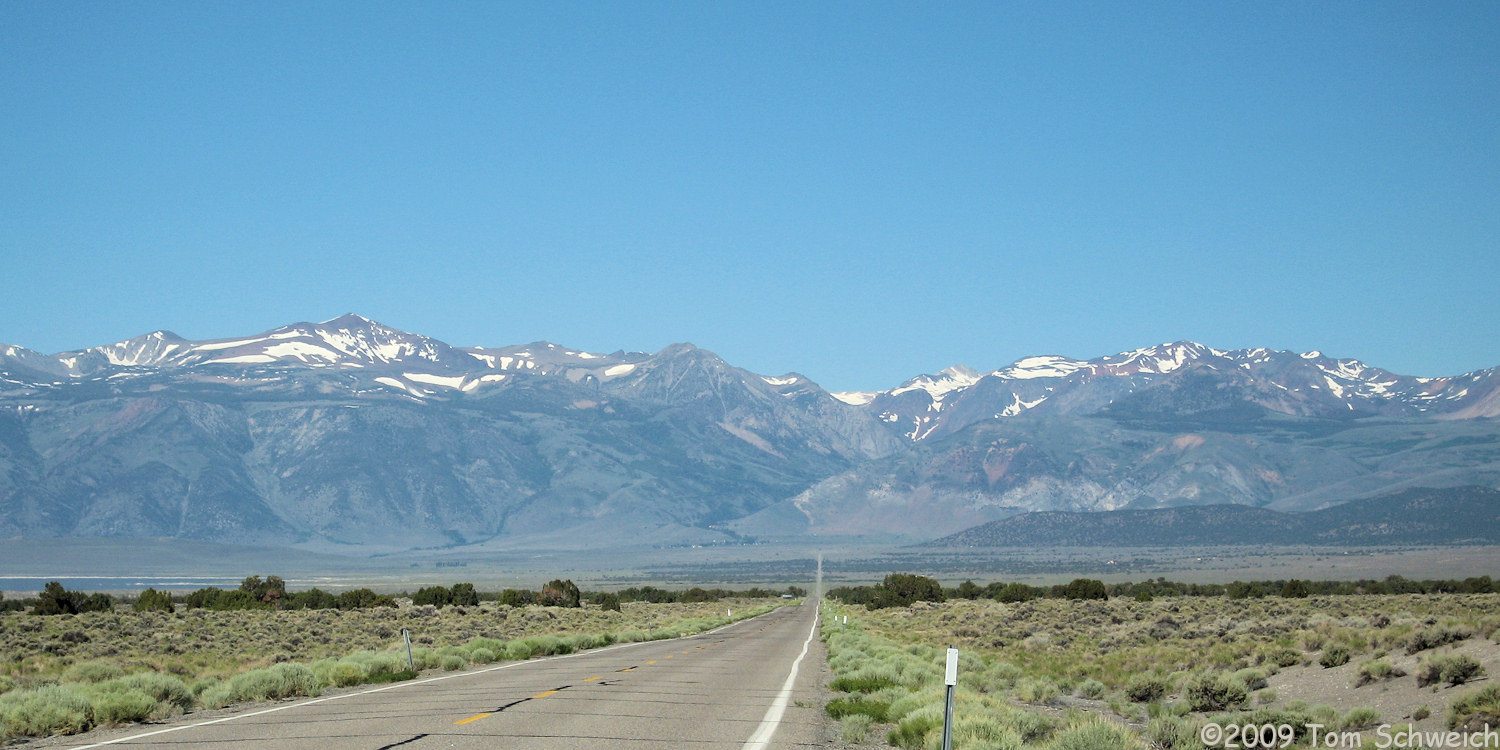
[825,577,1500,749]
[0,578,790,741]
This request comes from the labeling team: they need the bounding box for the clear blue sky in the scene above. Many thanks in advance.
[3,2,1496,391]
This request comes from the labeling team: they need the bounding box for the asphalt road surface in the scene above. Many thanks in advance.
[52,601,829,750]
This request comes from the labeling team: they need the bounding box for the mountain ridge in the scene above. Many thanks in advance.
[2,316,1497,550]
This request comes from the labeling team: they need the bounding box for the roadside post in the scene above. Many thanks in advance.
[402,628,414,671]
[942,645,958,750]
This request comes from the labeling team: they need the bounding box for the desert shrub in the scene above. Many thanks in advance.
[1354,659,1404,687]
[1051,718,1146,750]
[887,703,943,749]
[1255,689,1278,704]
[469,647,497,664]
[1263,646,1303,668]
[826,696,889,722]
[1076,679,1106,699]
[1015,677,1060,704]
[0,685,93,736]
[117,673,193,713]
[831,675,898,693]
[1407,626,1470,654]
[319,660,369,687]
[1125,674,1170,703]
[345,651,408,678]
[1341,707,1381,730]
[1233,668,1268,691]
[1448,684,1500,731]
[1185,672,1247,713]
[63,661,127,684]
[1415,654,1484,687]
[1143,716,1197,750]
[199,663,319,708]
[81,681,156,725]
[0,676,13,695]
[1319,644,1351,668]
[1414,706,1431,721]
[950,714,1024,750]
[132,588,175,613]
[838,712,873,743]
[438,654,466,671]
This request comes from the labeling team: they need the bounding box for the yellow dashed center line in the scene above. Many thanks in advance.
[664,654,674,659]
[455,713,491,725]
[584,676,603,682]
[531,689,559,699]
[644,660,655,665]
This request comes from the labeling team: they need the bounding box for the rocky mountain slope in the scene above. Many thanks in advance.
[2,318,1496,549]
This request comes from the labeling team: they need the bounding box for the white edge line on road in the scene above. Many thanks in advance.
[741,602,820,750]
[62,608,770,750]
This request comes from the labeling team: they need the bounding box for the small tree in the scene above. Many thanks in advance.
[994,582,1040,603]
[36,581,81,615]
[1281,579,1311,599]
[1063,579,1108,601]
[593,592,622,612]
[133,588,175,613]
[867,574,944,610]
[955,580,983,600]
[539,579,581,608]
[413,586,453,607]
[450,583,479,607]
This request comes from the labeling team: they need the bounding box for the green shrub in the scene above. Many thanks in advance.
[831,675,898,693]
[1341,707,1380,731]
[117,673,193,713]
[1233,668,1268,691]
[1052,718,1146,750]
[62,661,126,684]
[326,661,370,687]
[826,696,889,722]
[1185,672,1247,713]
[1015,677,1060,704]
[199,663,320,708]
[1143,716,1196,750]
[1448,684,1500,730]
[1407,626,1470,654]
[950,714,1024,750]
[1125,674,1170,703]
[1076,679,1107,699]
[469,648,497,664]
[1417,654,1486,687]
[439,655,467,671]
[838,713,873,743]
[1319,644,1351,668]
[1414,706,1431,721]
[887,703,943,749]
[0,685,93,736]
[0,676,13,696]
[81,681,157,725]
[1264,647,1303,668]
[1355,659,1404,687]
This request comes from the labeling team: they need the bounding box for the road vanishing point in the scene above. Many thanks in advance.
[53,601,827,750]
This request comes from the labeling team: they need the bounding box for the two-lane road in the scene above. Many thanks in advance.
[55,601,829,750]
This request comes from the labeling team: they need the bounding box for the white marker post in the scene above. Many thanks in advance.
[942,646,958,750]
[402,628,414,671]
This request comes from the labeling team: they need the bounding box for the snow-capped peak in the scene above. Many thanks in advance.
[889,364,982,400]
[993,355,1088,380]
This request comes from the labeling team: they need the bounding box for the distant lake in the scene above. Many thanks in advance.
[0,577,242,593]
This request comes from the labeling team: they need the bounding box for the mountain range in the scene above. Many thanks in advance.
[2,315,1497,550]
